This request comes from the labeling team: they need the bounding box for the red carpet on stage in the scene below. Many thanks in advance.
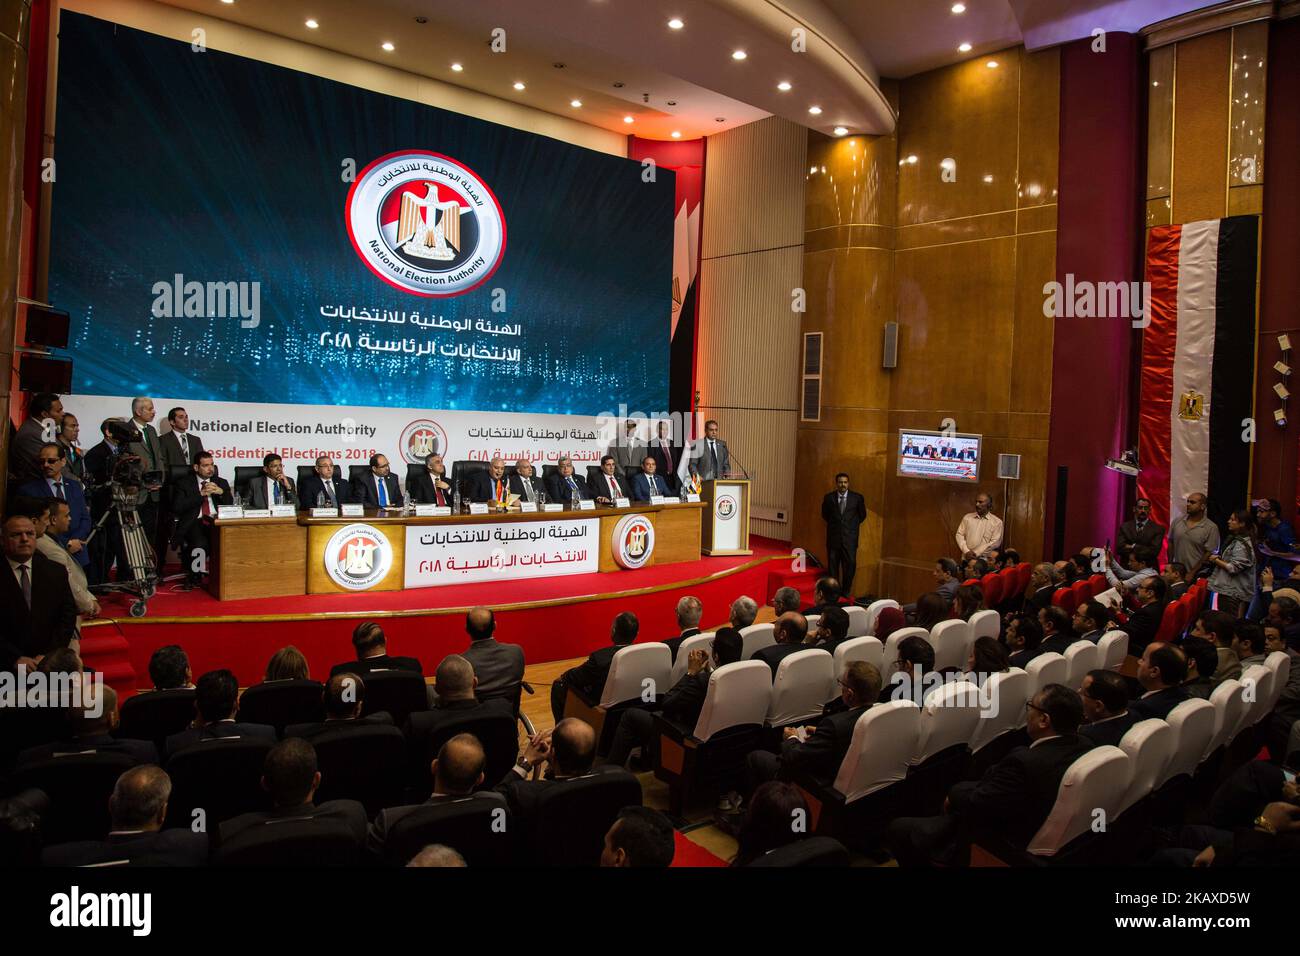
[84,538,795,695]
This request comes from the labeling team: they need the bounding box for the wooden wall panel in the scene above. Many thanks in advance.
[1172,30,1232,223]
[701,116,807,259]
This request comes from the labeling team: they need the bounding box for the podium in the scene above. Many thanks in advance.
[701,478,751,556]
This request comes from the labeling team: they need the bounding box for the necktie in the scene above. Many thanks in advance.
[53,480,65,501]
[324,481,335,505]
[839,493,846,514]
[663,442,673,472]
[608,476,618,498]
[709,441,719,477]
[377,477,389,507]
[179,436,189,465]
[523,479,534,502]
[567,476,579,497]
[18,563,31,608]
[495,479,504,502]
[200,480,212,518]
[435,480,445,507]
[273,480,282,505]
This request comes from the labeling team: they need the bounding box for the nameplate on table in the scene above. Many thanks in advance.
[413,504,439,516]
[341,504,365,517]
[614,497,631,509]
[217,506,245,520]
[519,502,538,513]
[543,503,563,513]
[241,508,271,519]
[270,505,297,518]
[686,493,701,503]
[310,507,339,518]
[649,495,666,505]
[577,500,596,511]
[430,505,452,516]
[469,502,489,515]
[665,496,682,504]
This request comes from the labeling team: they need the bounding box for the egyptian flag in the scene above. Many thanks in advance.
[1137,215,1258,533]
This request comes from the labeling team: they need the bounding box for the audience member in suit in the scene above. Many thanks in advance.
[1116,497,1167,561]
[1023,563,1058,618]
[589,455,631,506]
[1181,637,1219,700]
[1036,605,1082,657]
[550,611,639,721]
[806,605,851,653]
[1079,670,1140,747]
[605,628,745,769]
[545,456,593,506]
[403,655,512,755]
[965,636,1010,687]
[884,635,937,705]
[366,733,506,856]
[600,805,676,867]
[1162,562,1190,601]
[496,718,632,823]
[754,612,817,680]
[468,456,511,508]
[217,737,368,850]
[17,686,159,766]
[822,472,868,597]
[284,672,395,739]
[10,392,63,483]
[245,453,297,509]
[164,669,276,760]
[1122,575,1167,655]
[933,558,962,603]
[731,781,810,866]
[1263,622,1300,758]
[802,576,848,617]
[351,453,404,509]
[888,683,1093,866]
[1005,613,1044,670]
[1129,642,1190,720]
[1,514,77,672]
[747,660,881,790]
[408,453,453,506]
[170,452,232,588]
[15,443,91,568]
[646,420,681,493]
[461,606,526,707]
[630,455,672,501]
[1071,600,1111,645]
[771,586,801,617]
[328,621,423,680]
[508,458,546,505]
[40,765,209,867]
[149,644,194,690]
[299,455,353,508]
[1190,609,1241,684]
[1231,620,1269,671]
[662,595,703,663]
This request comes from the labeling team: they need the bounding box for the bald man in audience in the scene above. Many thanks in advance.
[284,672,395,739]
[17,684,158,766]
[753,612,818,680]
[405,654,513,747]
[407,844,468,868]
[497,718,634,822]
[461,606,526,707]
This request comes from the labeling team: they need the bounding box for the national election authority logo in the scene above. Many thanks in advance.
[400,418,449,464]
[325,523,393,590]
[715,495,737,520]
[611,513,656,570]
[345,150,506,297]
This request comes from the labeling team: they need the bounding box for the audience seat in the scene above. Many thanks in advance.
[381,797,515,867]
[527,770,642,866]
[744,835,850,867]
[738,623,777,660]
[1024,652,1067,695]
[236,680,326,735]
[563,643,672,754]
[1050,587,1077,614]
[1024,746,1130,863]
[1264,651,1291,714]
[1070,579,1091,609]
[1158,699,1216,789]
[214,816,366,866]
[411,710,519,794]
[804,614,820,633]
[980,571,1003,607]
[830,637,884,701]
[996,566,1019,608]
[1203,677,1245,763]
[670,632,715,685]
[310,725,408,816]
[968,669,1030,776]
[928,619,970,672]
[766,650,834,728]
[906,680,982,815]
[1087,574,1106,598]
[860,600,897,636]
[117,688,197,753]
[359,670,429,728]
[881,627,928,676]
[1114,719,1175,821]
[165,738,274,828]
[1015,562,1032,596]
[1062,641,1101,690]
[969,609,999,643]
[5,752,138,844]
[1097,631,1129,671]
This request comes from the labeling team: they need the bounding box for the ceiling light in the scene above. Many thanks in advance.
[983,174,993,183]
[732,50,747,60]
[623,115,634,124]
[220,0,234,4]
[451,62,463,72]
[833,127,848,136]
[671,131,682,138]
[570,99,582,108]
[381,42,395,52]
[808,105,822,115]
[305,19,319,29]
[958,42,972,52]
[986,59,999,68]
[951,2,966,12]
[667,17,684,29]
[777,81,792,91]
[906,155,918,164]
[513,81,526,91]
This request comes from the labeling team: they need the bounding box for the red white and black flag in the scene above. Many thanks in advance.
[1137,215,1258,532]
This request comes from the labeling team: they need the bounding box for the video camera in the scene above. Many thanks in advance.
[87,420,164,495]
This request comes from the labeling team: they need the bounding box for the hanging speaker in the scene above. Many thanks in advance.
[882,321,899,368]
[997,454,1021,480]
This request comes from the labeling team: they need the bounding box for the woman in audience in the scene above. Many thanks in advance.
[952,584,983,621]
[265,645,310,682]
[875,606,906,644]
[913,592,951,631]
[731,781,809,866]
[965,636,1009,686]
[1209,508,1258,618]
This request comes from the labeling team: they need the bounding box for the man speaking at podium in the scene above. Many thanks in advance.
[684,419,730,482]
[822,472,867,598]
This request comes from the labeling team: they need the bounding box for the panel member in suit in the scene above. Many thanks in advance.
[468,456,511,508]
[1129,642,1190,720]
[589,455,630,507]
[685,418,730,481]
[647,419,681,492]
[15,443,91,568]
[1116,497,1166,561]
[1079,670,1140,747]
[630,455,670,502]
[508,458,545,505]
[245,453,297,509]
[821,472,867,598]
[888,684,1093,866]
[9,392,63,483]
[754,612,818,680]
[170,452,232,588]
[127,397,166,567]
[299,455,353,508]
[0,514,77,672]
[40,765,210,867]
[545,456,592,507]
[328,621,423,680]
[352,453,403,509]
[461,606,526,707]
[604,419,643,471]
[747,660,881,789]
[408,453,452,506]
[163,669,277,760]
[550,611,638,721]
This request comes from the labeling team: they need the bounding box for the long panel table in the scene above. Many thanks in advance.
[209,501,704,600]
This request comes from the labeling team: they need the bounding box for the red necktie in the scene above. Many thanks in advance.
[663,441,673,472]
[608,476,618,497]
[435,482,445,507]
[495,479,504,502]
[200,480,212,518]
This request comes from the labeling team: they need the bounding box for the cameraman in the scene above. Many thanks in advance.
[82,417,134,584]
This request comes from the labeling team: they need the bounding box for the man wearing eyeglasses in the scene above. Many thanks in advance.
[1122,575,1167,655]
[15,443,91,570]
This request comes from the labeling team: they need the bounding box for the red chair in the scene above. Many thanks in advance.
[1050,587,1077,614]
[1154,602,1179,644]
[1016,562,1032,594]
[1071,580,1091,610]
[962,578,980,587]
[981,571,1003,606]
[1088,574,1107,598]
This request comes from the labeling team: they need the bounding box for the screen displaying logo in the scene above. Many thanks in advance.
[325,523,394,590]
[400,418,449,464]
[611,513,656,570]
[346,150,506,297]
[715,495,737,520]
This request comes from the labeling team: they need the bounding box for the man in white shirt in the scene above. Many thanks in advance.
[955,493,1003,560]
[36,498,98,635]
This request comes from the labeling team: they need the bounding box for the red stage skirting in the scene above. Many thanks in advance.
[83,538,795,693]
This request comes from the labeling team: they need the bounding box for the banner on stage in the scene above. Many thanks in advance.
[404,519,598,587]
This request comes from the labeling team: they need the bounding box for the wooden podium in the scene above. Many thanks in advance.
[701,478,751,556]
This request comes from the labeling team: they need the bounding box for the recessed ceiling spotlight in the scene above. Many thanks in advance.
[715,117,726,123]
[951,2,966,12]
[513,81,526,91]
[732,50,747,60]
[381,41,395,52]
[220,0,234,4]
[451,62,463,72]
[808,105,822,115]
[570,99,583,108]
[666,100,677,106]
[777,81,792,91]
[414,16,427,24]
[612,81,625,88]
[986,59,999,68]
[958,42,972,52]
[667,17,684,29]
[982,174,994,182]
[833,126,848,136]
[906,154,918,164]
[305,19,319,29]
[623,116,634,123]
[671,131,682,138]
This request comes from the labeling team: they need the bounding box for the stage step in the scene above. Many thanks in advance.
[79,631,137,700]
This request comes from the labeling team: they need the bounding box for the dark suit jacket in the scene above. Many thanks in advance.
[660,669,710,728]
[82,440,118,518]
[366,790,507,856]
[170,474,233,539]
[630,471,671,501]
[561,643,629,702]
[328,654,423,680]
[408,469,452,505]
[1118,519,1166,555]
[1025,585,1056,617]
[463,638,526,704]
[1129,685,1190,721]
[284,712,394,740]
[0,551,77,670]
[780,704,868,782]
[947,734,1095,847]
[754,643,807,681]
[545,471,592,504]
[18,733,158,767]
[217,799,368,849]
[1008,645,1044,669]
[299,472,353,508]
[42,828,210,867]
[1039,633,1082,657]
[467,470,511,504]
[16,477,91,565]
[403,696,512,744]
[508,472,545,503]
[588,470,629,502]
[822,490,867,550]
[351,471,403,509]
[159,430,204,472]
[10,417,51,482]
[126,421,165,504]
[245,474,297,509]
[663,627,700,664]
[1123,602,1164,655]
[1080,711,1140,748]
[689,438,730,481]
[164,720,277,761]
[646,440,682,490]
[494,764,634,823]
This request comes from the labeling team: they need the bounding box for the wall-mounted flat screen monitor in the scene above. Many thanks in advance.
[897,428,981,482]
